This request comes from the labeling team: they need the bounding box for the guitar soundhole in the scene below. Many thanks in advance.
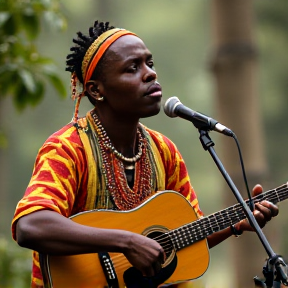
[124,226,177,287]
[143,226,175,268]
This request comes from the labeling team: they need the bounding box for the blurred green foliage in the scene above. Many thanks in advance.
[0,1,67,286]
[0,237,31,287]
[0,0,67,112]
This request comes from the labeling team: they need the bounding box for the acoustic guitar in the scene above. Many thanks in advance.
[40,183,288,288]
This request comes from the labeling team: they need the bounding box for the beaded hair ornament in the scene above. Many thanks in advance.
[71,28,137,122]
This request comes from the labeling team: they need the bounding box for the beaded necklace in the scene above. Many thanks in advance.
[92,114,143,164]
[90,111,154,210]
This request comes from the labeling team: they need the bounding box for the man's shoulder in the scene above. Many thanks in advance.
[44,121,82,147]
[142,125,178,154]
[143,126,175,146]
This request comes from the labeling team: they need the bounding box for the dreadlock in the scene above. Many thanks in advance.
[66,20,115,84]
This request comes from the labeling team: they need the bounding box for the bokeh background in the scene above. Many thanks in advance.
[1,0,288,287]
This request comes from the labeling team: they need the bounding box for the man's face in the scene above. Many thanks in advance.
[96,35,162,121]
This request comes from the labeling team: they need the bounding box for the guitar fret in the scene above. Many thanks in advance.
[275,186,282,203]
[226,206,235,224]
[193,219,204,240]
[169,183,288,252]
[213,213,221,231]
[206,216,213,233]
[205,217,214,234]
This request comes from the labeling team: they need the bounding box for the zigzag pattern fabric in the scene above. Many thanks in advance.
[12,110,203,287]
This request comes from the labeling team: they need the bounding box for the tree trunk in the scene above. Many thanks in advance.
[210,1,278,287]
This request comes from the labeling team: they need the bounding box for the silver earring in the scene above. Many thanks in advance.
[97,96,104,102]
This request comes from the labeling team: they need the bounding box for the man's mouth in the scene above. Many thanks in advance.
[145,83,162,97]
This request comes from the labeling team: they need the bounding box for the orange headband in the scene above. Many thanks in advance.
[72,28,137,123]
[82,28,137,84]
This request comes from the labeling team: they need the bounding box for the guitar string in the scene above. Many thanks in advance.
[103,186,288,269]
[151,188,285,252]
[153,185,288,244]
[150,204,243,247]
[173,187,288,247]
[150,186,288,252]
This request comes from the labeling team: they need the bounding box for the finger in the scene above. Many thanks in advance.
[255,203,272,221]
[158,247,166,264]
[271,206,279,217]
[252,184,263,197]
[253,210,266,228]
[152,261,162,274]
[259,201,279,217]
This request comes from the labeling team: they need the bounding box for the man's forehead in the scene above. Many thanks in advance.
[107,35,150,60]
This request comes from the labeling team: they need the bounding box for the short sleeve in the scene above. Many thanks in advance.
[11,124,87,240]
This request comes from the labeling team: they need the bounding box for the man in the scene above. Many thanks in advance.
[12,20,278,288]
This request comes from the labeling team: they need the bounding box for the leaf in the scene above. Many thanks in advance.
[43,10,67,31]
[18,69,36,93]
[13,83,28,111]
[42,64,67,98]
[0,0,67,113]
[21,13,40,40]
[0,69,18,97]
[13,79,45,110]
[27,81,44,106]
[0,12,10,27]
[2,13,17,35]
[46,73,67,98]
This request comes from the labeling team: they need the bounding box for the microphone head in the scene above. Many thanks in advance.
[163,96,181,118]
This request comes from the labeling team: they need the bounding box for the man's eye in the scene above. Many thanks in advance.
[148,61,155,69]
[127,65,137,72]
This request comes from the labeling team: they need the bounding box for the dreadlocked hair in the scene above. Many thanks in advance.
[66,21,115,84]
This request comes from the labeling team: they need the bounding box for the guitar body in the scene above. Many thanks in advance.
[40,191,210,288]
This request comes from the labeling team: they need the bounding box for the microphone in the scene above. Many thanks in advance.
[163,96,234,137]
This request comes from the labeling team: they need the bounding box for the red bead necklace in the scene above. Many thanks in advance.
[90,111,154,210]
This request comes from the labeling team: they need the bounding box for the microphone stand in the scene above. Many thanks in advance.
[198,129,288,288]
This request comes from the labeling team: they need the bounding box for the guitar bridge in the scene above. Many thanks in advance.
[98,252,119,288]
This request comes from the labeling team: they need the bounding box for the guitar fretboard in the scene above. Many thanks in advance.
[168,183,288,251]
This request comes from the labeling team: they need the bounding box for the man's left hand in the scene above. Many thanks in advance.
[235,184,279,232]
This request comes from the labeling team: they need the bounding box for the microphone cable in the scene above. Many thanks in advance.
[230,131,255,212]
[164,96,255,211]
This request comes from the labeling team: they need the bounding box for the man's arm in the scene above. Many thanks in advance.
[16,210,165,277]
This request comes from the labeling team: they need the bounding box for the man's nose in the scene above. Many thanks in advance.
[143,65,157,82]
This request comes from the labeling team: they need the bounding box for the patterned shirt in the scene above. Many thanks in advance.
[12,117,203,288]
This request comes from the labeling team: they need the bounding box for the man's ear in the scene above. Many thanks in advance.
[85,80,104,101]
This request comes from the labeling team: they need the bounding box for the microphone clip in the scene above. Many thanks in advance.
[199,129,215,151]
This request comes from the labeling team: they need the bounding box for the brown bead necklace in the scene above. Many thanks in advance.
[90,111,154,210]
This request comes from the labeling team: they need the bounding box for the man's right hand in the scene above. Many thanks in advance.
[122,232,166,277]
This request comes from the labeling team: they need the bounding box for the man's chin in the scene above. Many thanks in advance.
[141,107,161,119]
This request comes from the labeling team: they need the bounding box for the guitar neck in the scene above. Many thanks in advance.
[169,183,288,251]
